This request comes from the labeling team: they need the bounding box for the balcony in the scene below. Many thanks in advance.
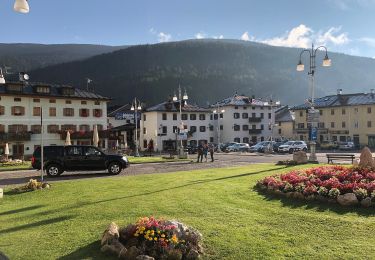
[248,117,262,123]
[0,132,31,142]
[249,129,262,134]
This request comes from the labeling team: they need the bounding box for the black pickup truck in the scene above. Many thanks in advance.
[32,145,129,177]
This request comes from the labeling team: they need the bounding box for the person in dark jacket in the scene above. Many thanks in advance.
[197,143,204,162]
[209,143,214,162]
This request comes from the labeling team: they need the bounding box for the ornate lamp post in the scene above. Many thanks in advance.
[131,98,142,157]
[297,43,331,162]
[213,107,225,152]
[173,85,188,158]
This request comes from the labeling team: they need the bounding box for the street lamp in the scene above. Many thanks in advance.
[263,100,280,153]
[213,107,225,152]
[297,43,331,162]
[173,85,188,158]
[130,98,142,157]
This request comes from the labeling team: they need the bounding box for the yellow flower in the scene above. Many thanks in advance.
[171,234,178,243]
[154,237,158,241]
[157,231,160,234]
[148,237,153,241]
[134,233,139,237]
[161,234,165,238]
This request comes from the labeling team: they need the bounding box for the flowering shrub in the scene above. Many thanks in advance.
[12,179,50,193]
[256,166,375,206]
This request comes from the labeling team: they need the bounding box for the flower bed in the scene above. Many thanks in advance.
[256,166,375,207]
[101,216,203,259]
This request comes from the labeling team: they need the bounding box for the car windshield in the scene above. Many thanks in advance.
[285,141,295,145]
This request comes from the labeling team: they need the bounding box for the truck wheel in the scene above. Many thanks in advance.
[46,164,62,177]
[108,162,122,175]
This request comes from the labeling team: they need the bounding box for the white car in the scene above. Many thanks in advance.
[338,142,355,150]
[278,141,308,153]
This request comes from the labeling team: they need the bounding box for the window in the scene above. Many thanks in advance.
[252,112,256,118]
[268,113,271,119]
[318,122,325,128]
[49,99,56,103]
[49,107,56,117]
[66,146,83,156]
[199,114,206,120]
[79,125,90,131]
[190,126,197,133]
[96,124,104,131]
[354,122,359,128]
[36,86,50,94]
[31,125,41,134]
[210,137,214,143]
[260,113,264,119]
[93,109,102,117]
[47,125,59,133]
[173,113,177,120]
[80,109,89,117]
[11,106,25,116]
[81,101,87,105]
[234,106,238,109]
[243,137,249,143]
[234,137,240,143]
[252,106,256,110]
[143,114,146,121]
[278,129,282,134]
[368,121,372,128]
[162,126,167,134]
[242,113,248,119]
[143,127,147,134]
[33,98,40,103]
[260,124,264,130]
[234,124,240,131]
[143,140,148,149]
[319,110,323,116]
[368,107,372,113]
[33,107,41,116]
[220,125,223,130]
[299,111,303,117]
[243,106,247,110]
[66,100,72,104]
[209,125,214,131]
[190,114,196,120]
[61,124,77,132]
[233,113,240,119]
[199,126,206,132]
[14,97,21,102]
[0,124,4,133]
[331,122,335,128]
[213,114,218,120]
[342,109,346,115]
[342,122,346,128]
[220,113,223,119]
[252,125,256,129]
[243,125,249,131]
[331,109,335,115]
[173,126,178,133]
[8,124,27,133]
[162,113,167,120]
[354,107,359,113]
[63,108,74,117]
[0,106,4,115]
[94,101,100,105]
[182,114,188,120]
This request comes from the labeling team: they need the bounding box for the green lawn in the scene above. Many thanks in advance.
[0,164,374,259]
[0,161,31,172]
[128,156,191,164]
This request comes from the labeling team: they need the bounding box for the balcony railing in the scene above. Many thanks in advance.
[249,129,262,134]
[248,117,262,123]
[0,132,31,142]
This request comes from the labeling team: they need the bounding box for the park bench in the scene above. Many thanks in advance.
[326,154,355,164]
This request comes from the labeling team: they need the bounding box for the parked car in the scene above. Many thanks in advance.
[249,141,272,153]
[226,143,250,152]
[320,141,339,150]
[273,140,289,152]
[278,141,308,153]
[186,145,198,154]
[222,142,239,152]
[338,141,355,150]
[32,145,129,176]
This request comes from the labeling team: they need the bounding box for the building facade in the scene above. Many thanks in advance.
[0,82,109,158]
[292,90,375,148]
[275,106,295,140]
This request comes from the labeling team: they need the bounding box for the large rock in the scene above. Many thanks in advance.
[124,246,141,260]
[361,197,372,208]
[293,151,308,164]
[136,255,155,260]
[101,222,119,246]
[337,193,359,206]
[359,147,375,168]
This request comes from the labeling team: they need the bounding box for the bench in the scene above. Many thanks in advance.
[326,154,355,164]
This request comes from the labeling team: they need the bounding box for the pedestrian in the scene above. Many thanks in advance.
[203,143,208,162]
[209,143,214,162]
[197,143,203,163]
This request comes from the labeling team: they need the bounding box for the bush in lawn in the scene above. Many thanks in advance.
[12,179,51,193]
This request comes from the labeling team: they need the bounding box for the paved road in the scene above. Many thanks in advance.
[0,152,358,186]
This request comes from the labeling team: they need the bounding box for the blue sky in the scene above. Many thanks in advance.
[2,0,375,57]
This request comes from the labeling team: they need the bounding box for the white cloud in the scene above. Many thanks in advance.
[158,32,172,43]
[213,35,224,39]
[259,24,349,48]
[195,32,206,39]
[240,31,251,41]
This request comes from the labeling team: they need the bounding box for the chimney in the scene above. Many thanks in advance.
[337,89,342,95]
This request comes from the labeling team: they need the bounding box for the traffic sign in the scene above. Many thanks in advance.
[310,127,317,141]
[307,109,320,123]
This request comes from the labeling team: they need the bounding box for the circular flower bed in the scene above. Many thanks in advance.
[256,166,375,207]
[101,216,203,260]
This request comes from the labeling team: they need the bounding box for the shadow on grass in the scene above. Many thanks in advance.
[58,240,115,260]
[0,215,74,235]
[256,188,375,217]
[0,205,44,216]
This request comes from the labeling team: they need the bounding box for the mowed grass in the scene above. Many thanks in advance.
[0,161,31,172]
[128,156,191,164]
[0,164,374,259]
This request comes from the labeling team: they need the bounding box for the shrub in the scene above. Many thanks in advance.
[317,187,329,196]
[354,188,368,200]
[328,188,340,198]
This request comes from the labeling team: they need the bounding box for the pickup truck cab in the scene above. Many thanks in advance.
[32,145,129,177]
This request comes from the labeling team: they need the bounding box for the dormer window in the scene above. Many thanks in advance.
[6,84,23,93]
[60,86,75,96]
[35,85,50,94]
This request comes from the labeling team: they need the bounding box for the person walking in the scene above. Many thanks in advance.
[209,143,214,162]
[203,143,208,162]
[197,143,203,163]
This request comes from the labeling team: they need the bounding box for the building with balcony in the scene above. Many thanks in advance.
[292,90,375,148]
[0,81,109,158]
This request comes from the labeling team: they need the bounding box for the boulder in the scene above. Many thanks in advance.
[337,193,359,206]
[136,255,155,260]
[293,192,305,200]
[361,197,372,208]
[359,147,375,168]
[101,241,127,259]
[101,222,120,246]
[293,151,308,164]
[124,246,141,260]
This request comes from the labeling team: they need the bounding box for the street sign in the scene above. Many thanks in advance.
[310,127,317,141]
[307,109,320,123]
[177,132,187,140]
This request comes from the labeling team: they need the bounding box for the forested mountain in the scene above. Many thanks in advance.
[0,43,126,71]
[23,39,375,106]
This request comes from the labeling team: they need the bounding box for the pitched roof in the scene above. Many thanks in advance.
[213,94,268,107]
[292,92,375,110]
[107,104,133,117]
[145,100,210,113]
[275,106,294,122]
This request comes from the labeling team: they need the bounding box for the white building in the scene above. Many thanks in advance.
[213,94,280,144]
[0,81,109,158]
[140,99,214,151]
